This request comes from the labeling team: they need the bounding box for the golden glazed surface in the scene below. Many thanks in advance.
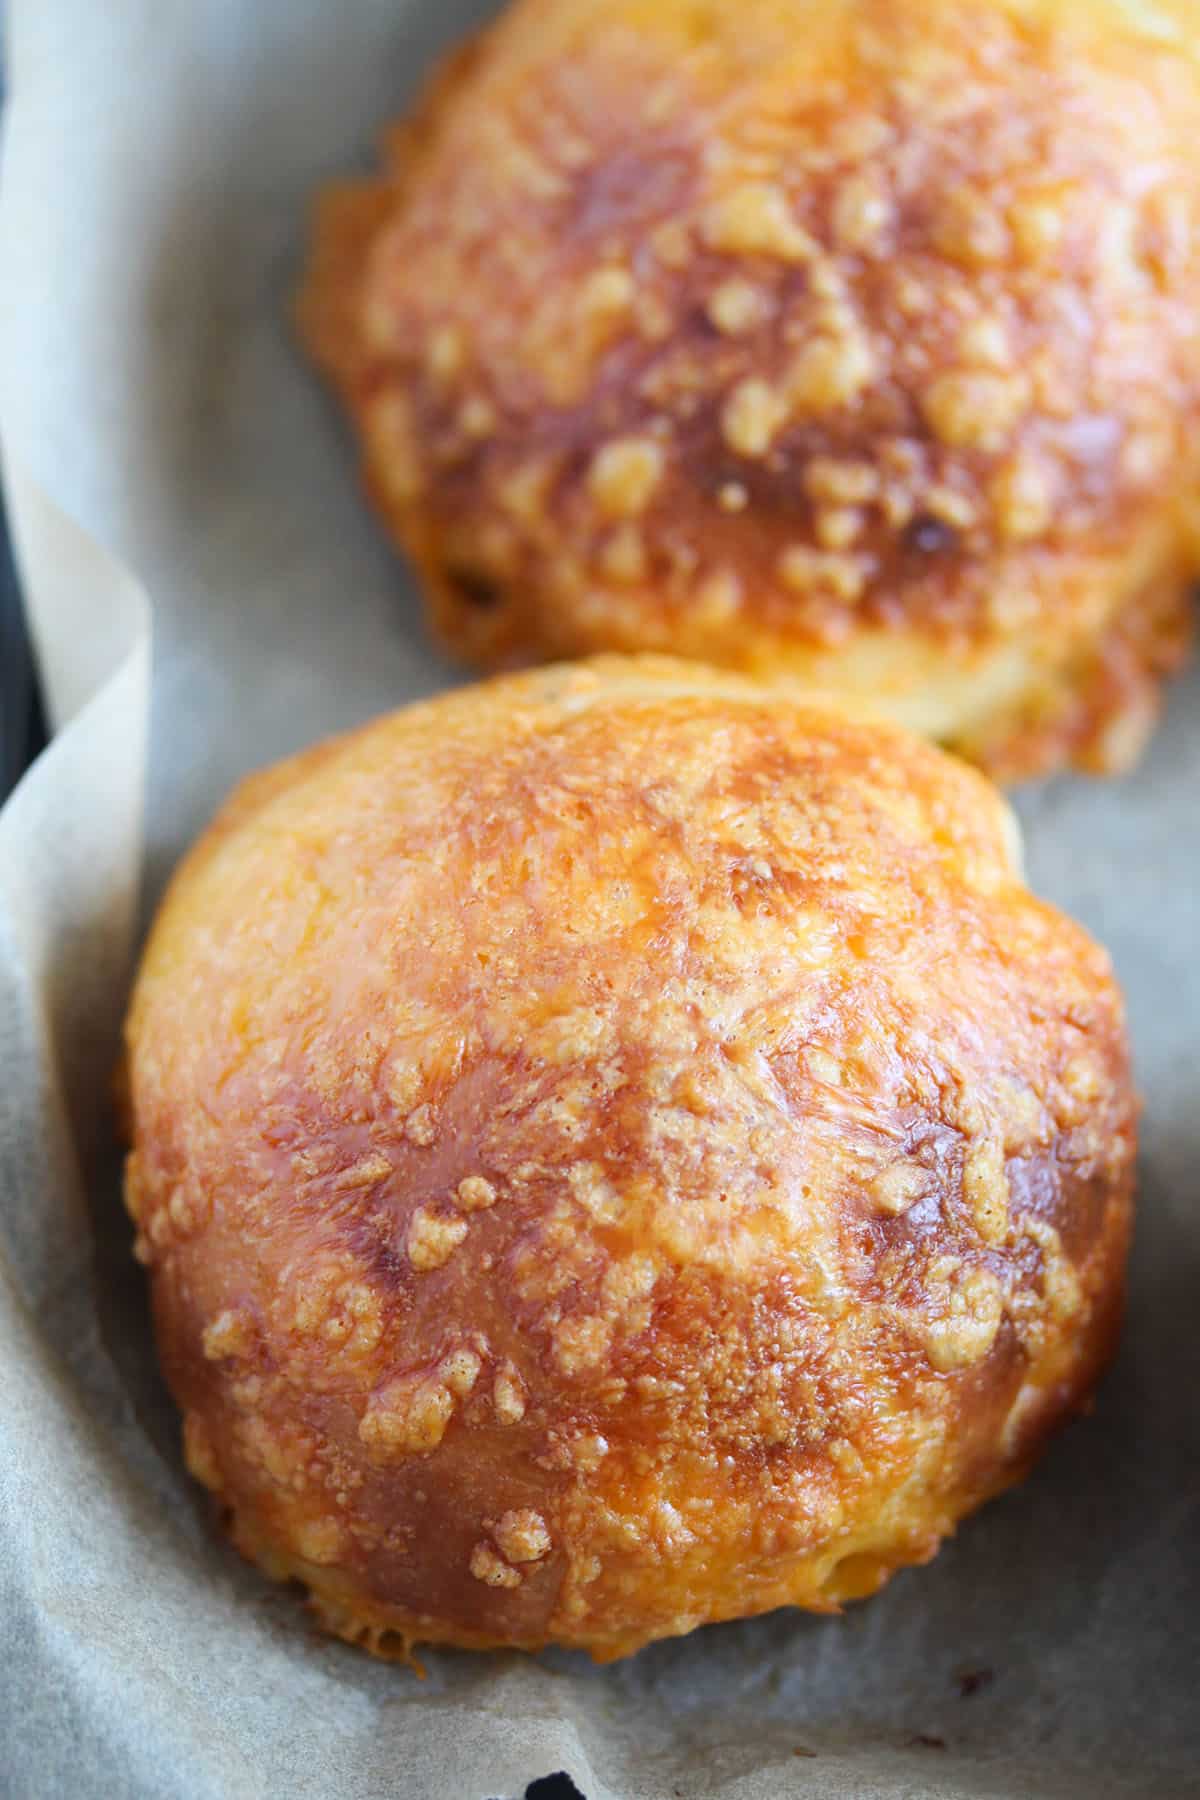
[300,0,1200,780]
[125,658,1135,1660]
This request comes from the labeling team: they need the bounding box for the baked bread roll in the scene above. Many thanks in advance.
[124,658,1134,1660]
[300,0,1200,780]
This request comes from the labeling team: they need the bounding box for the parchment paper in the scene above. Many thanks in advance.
[0,2,1197,1796]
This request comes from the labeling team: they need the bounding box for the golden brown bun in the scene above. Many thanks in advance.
[299,0,1200,781]
[124,657,1135,1660]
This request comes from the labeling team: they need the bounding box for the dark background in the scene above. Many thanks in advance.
[0,515,45,801]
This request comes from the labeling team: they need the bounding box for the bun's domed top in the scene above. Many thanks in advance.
[302,0,1200,779]
[125,659,1135,1659]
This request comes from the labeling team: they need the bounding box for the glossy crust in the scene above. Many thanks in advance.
[299,0,1200,781]
[124,657,1136,1660]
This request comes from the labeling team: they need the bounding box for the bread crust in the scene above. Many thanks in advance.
[124,657,1136,1659]
[299,0,1200,778]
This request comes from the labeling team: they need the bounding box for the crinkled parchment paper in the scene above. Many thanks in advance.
[0,3,1197,1796]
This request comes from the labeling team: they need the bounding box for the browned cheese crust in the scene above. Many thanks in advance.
[298,0,1200,781]
[124,657,1136,1661]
